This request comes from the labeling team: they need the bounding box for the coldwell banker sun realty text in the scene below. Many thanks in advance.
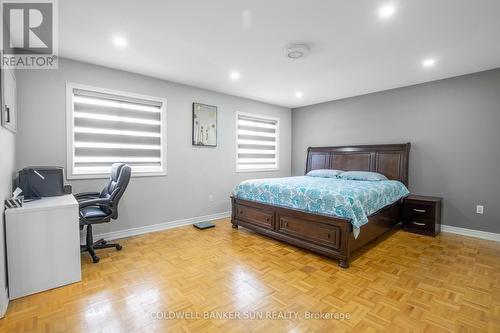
[1,0,58,69]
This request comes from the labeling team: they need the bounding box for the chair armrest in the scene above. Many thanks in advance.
[78,198,112,209]
[75,192,100,199]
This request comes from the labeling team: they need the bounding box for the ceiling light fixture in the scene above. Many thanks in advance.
[295,92,303,98]
[378,3,396,19]
[230,71,241,80]
[112,35,127,48]
[284,44,310,59]
[422,58,436,68]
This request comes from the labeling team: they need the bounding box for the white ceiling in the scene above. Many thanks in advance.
[60,0,500,108]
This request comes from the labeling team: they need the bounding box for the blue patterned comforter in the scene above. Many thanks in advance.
[232,176,409,236]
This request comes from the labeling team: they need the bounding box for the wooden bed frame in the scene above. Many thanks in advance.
[231,143,410,268]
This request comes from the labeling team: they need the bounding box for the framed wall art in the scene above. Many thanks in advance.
[192,103,217,147]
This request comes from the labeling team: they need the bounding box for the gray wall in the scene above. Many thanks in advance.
[292,68,500,233]
[0,84,15,315]
[16,58,291,235]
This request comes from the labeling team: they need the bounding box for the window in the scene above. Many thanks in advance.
[66,83,167,179]
[236,112,279,172]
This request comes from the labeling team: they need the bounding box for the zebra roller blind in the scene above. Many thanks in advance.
[68,85,166,177]
[236,113,279,171]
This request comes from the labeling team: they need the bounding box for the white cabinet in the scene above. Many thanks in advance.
[1,67,16,133]
[5,195,81,299]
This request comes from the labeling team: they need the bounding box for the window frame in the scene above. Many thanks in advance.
[65,82,167,179]
[235,111,280,173]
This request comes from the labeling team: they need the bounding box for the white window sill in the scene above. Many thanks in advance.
[236,168,280,173]
[67,171,167,180]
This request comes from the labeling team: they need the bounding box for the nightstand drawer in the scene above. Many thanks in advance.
[403,203,434,221]
[405,219,432,232]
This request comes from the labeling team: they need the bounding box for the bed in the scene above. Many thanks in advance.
[230,143,410,268]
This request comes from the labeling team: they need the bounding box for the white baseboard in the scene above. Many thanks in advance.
[442,225,500,242]
[82,214,499,244]
[0,287,8,318]
[82,211,231,243]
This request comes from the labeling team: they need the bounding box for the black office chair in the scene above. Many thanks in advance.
[75,163,131,263]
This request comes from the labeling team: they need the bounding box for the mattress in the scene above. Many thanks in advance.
[232,176,410,237]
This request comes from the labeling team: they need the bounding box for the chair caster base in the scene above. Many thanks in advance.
[94,239,107,246]
[81,225,122,263]
[232,224,238,229]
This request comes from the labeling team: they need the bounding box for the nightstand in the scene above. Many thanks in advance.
[403,195,442,236]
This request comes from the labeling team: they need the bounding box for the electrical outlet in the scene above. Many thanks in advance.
[476,205,484,214]
[209,194,214,203]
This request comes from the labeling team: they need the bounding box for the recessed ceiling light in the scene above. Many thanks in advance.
[284,44,310,59]
[422,58,436,68]
[112,35,127,48]
[230,71,241,80]
[378,3,396,19]
[295,92,303,98]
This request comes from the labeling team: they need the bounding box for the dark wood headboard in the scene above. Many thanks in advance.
[306,143,411,185]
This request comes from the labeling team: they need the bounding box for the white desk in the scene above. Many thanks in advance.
[5,195,81,299]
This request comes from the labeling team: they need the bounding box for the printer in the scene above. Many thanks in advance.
[14,166,72,200]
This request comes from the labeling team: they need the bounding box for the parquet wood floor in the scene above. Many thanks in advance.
[0,218,499,332]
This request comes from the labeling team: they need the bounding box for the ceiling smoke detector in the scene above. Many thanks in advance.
[284,43,310,59]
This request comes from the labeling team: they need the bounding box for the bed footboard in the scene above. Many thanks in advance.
[231,197,402,268]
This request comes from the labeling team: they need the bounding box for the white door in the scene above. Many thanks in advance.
[2,68,16,133]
